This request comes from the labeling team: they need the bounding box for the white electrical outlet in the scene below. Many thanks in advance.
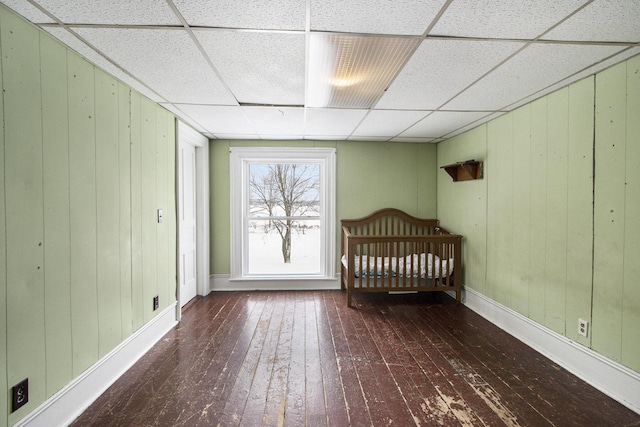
[578,318,589,337]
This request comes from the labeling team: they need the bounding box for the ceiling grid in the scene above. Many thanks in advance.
[2,0,638,141]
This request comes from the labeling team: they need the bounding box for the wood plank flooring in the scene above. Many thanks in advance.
[71,291,640,426]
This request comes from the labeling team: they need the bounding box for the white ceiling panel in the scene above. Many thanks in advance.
[352,110,430,137]
[195,30,305,106]
[444,112,506,138]
[310,0,447,35]
[543,0,640,42]
[33,0,181,25]
[242,107,305,136]
[177,104,256,136]
[376,39,525,110]
[444,43,626,111]
[399,111,493,138]
[74,28,237,105]
[1,0,54,22]
[174,0,306,30]
[506,46,640,111]
[304,109,368,136]
[431,0,588,39]
[44,27,164,103]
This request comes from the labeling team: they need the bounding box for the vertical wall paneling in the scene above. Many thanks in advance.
[593,62,627,362]
[68,50,99,376]
[436,55,640,374]
[2,8,47,420]
[416,143,437,218]
[621,55,640,371]
[210,140,231,274]
[167,116,177,306]
[528,97,549,324]
[141,98,158,322]
[130,91,144,331]
[156,109,169,310]
[565,78,595,345]
[510,105,532,316]
[119,83,133,339]
[436,127,488,294]
[486,116,514,306]
[0,11,8,425]
[544,88,570,335]
[95,68,122,357]
[40,33,73,395]
[1,6,180,423]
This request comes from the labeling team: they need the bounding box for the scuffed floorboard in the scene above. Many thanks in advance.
[71,291,640,426]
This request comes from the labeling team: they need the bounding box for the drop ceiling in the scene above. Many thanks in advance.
[2,0,639,142]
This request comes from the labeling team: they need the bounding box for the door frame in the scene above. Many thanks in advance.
[176,120,209,319]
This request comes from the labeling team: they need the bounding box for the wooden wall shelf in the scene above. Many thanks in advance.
[441,160,483,182]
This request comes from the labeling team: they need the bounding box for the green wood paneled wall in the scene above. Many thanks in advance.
[437,54,640,374]
[0,13,7,425]
[209,140,438,275]
[0,6,177,425]
[593,57,640,368]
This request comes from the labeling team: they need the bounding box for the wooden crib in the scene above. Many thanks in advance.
[341,208,462,307]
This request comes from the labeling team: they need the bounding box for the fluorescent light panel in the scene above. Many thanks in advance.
[308,34,419,108]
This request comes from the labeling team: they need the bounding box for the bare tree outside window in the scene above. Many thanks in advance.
[249,164,320,264]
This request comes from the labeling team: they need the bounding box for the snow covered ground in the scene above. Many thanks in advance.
[247,225,321,275]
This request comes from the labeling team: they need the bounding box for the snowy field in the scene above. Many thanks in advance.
[247,225,321,275]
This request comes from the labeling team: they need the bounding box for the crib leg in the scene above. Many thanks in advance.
[347,289,352,308]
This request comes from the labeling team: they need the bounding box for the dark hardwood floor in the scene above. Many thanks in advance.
[71,291,640,426]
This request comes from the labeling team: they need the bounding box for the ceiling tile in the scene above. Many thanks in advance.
[177,104,256,135]
[242,107,305,136]
[430,0,588,39]
[543,0,640,42]
[174,0,306,30]
[74,28,237,105]
[44,27,164,102]
[399,111,493,138]
[352,110,430,137]
[444,112,506,138]
[32,0,181,25]
[1,0,55,23]
[444,43,626,111]
[507,46,640,111]
[310,0,447,35]
[376,39,525,110]
[195,30,305,106]
[304,109,368,136]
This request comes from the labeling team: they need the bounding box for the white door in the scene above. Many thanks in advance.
[179,141,197,307]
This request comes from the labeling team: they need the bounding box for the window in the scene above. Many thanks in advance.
[230,147,336,280]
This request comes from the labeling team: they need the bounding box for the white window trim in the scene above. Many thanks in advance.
[229,147,336,281]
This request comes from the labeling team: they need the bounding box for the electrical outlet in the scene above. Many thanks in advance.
[578,318,589,337]
[12,378,28,412]
[153,295,159,311]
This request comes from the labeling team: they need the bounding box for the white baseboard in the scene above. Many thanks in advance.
[209,273,341,292]
[16,303,178,427]
[460,287,640,415]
